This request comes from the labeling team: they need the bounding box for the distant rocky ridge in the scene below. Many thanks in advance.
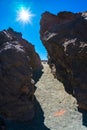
[40,11,87,110]
[0,28,42,121]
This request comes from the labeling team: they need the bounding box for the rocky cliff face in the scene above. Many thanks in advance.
[40,11,87,110]
[0,28,42,121]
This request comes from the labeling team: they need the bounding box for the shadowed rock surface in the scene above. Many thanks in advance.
[0,28,42,121]
[40,11,87,110]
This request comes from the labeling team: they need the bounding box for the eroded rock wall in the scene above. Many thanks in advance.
[0,28,42,121]
[40,11,87,110]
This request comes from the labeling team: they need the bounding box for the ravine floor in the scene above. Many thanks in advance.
[35,63,87,130]
[6,63,87,130]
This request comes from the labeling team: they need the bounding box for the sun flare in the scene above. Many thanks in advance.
[16,7,34,24]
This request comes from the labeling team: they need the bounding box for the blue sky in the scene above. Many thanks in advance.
[0,0,87,59]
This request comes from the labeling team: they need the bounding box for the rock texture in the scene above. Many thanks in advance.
[0,28,42,121]
[40,11,87,110]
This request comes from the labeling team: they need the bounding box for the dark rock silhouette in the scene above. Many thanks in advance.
[5,97,50,130]
[78,108,87,127]
[40,11,87,110]
[0,28,42,121]
[0,117,6,130]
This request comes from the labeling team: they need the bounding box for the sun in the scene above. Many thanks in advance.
[16,7,34,24]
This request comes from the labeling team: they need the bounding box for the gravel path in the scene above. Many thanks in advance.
[5,63,87,130]
[35,63,87,130]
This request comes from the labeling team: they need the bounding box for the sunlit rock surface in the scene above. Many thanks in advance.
[0,28,42,121]
[40,11,87,110]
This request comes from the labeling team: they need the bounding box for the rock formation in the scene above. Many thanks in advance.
[0,28,42,121]
[40,11,87,110]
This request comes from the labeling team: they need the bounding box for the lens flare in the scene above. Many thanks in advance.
[16,7,34,24]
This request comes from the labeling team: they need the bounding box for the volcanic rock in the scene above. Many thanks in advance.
[40,11,87,110]
[0,28,42,121]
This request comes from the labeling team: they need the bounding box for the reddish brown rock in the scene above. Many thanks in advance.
[40,11,87,110]
[0,28,42,121]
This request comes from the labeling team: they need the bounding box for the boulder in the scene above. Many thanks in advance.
[40,11,87,110]
[0,28,42,121]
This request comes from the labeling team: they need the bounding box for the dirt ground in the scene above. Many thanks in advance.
[5,63,87,130]
[35,63,87,130]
